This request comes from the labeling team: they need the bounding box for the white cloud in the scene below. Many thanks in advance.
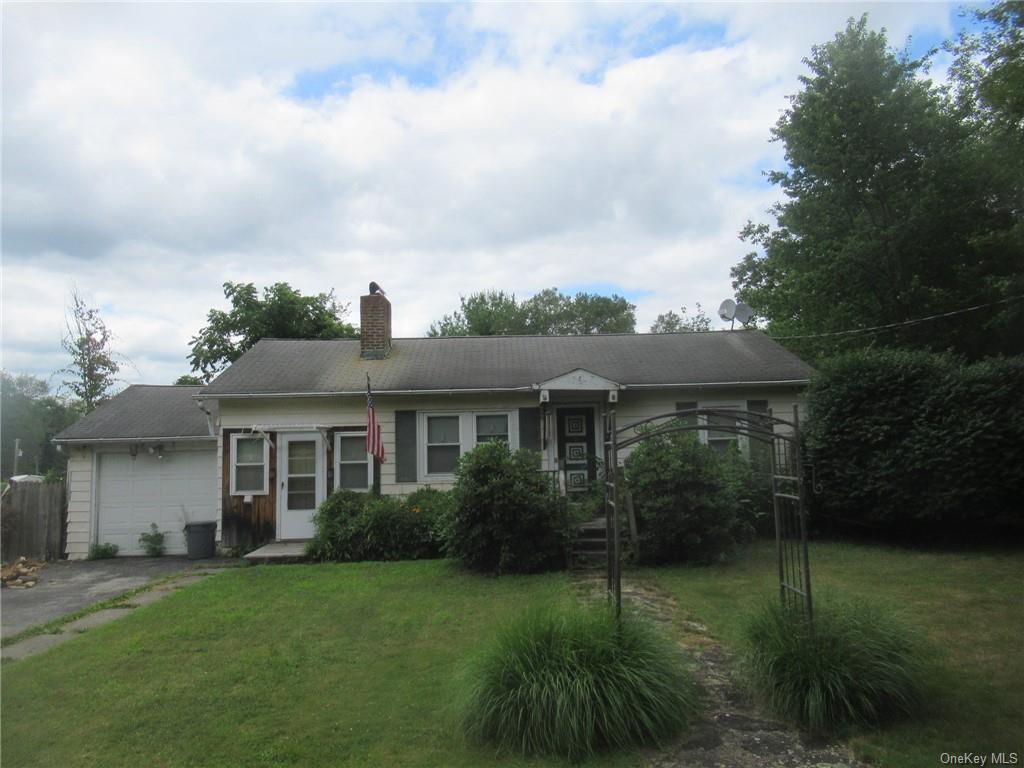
[1,2,956,386]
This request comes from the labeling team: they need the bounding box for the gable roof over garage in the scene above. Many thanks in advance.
[201,330,814,397]
[54,385,216,442]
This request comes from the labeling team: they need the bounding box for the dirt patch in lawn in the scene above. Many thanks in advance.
[573,573,864,768]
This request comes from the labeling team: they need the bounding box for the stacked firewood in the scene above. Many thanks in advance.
[1,556,45,588]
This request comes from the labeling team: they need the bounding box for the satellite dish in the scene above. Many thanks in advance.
[734,302,753,326]
[718,299,736,322]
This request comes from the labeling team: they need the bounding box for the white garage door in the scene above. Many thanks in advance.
[97,447,217,556]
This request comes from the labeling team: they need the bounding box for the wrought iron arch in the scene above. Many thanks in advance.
[603,406,813,621]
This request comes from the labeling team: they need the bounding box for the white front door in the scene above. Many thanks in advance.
[277,433,324,540]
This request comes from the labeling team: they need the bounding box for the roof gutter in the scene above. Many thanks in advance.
[196,380,810,399]
[194,386,536,400]
[53,435,216,444]
[626,379,811,389]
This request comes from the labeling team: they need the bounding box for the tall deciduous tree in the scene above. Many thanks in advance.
[951,2,1024,132]
[731,16,1023,361]
[188,282,357,381]
[60,290,121,411]
[427,288,636,336]
[650,303,712,333]
[2,371,80,478]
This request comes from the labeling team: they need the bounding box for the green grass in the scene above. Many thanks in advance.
[640,539,1024,767]
[2,561,639,768]
[464,604,697,759]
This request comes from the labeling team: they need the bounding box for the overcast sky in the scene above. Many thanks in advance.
[2,2,972,389]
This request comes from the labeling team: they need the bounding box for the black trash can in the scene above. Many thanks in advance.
[184,522,217,560]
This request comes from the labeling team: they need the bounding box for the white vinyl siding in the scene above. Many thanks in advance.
[65,447,94,559]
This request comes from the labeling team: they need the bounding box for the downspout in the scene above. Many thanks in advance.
[196,399,216,437]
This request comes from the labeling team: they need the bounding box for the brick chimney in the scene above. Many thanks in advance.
[360,292,392,359]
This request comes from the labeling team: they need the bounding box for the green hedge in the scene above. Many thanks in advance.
[448,441,566,574]
[624,432,756,564]
[307,489,447,562]
[806,349,1024,533]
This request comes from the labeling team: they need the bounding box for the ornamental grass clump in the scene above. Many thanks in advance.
[463,604,698,760]
[742,596,926,734]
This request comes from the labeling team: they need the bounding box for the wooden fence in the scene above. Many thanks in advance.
[1,481,66,562]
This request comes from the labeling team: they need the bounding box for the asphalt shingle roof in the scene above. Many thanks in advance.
[54,385,216,441]
[201,331,814,396]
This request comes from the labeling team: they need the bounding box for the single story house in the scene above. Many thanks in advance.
[55,291,813,558]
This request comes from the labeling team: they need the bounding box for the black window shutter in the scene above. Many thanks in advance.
[518,407,541,451]
[395,411,417,482]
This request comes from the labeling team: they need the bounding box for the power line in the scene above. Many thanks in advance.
[767,294,1024,341]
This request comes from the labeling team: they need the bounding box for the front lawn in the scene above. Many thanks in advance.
[1,561,637,768]
[5,543,1021,767]
[641,540,1024,767]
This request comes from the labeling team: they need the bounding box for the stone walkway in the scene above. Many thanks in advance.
[2,568,230,661]
[572,575,864,768]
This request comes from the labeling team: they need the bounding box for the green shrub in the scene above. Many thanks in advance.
[307,490,440,562]
[448,442,565,574]
[719,444,774,537]
[307,489,366,560]
[742,596,926,733]
[138,523,165,557]
[403,487,455,548]
[624,432,753,564]
[806,349,1024,533]
[463,604,698,760]
[87,543,119,559]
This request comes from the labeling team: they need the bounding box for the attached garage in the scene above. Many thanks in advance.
[95,447,217,555]
[55,385,218,559]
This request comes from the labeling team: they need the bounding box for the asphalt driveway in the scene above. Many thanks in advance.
[2,557,204,639]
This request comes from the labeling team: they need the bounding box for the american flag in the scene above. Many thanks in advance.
[366,375,385,464]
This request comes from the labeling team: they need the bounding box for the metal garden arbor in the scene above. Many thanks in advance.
[603,406,813,621]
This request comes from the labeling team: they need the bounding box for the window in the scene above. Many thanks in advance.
[699,404,741,456]
[705,412,739,455]
[231,434,268,495]
[674,401,698,428]
[419,411,518,478]
[475,414,509,444]
[335,431,372,491]
[426,415,461,474]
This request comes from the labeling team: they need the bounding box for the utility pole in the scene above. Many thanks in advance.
[12,438,22,476]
